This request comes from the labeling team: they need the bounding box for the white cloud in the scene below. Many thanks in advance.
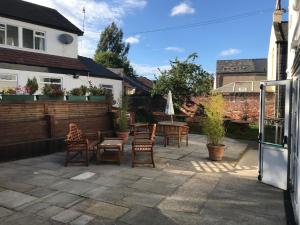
[219,48,241,57]
[24,0,147,57]
[125,35,140,45]
[165,46,185,52]
[171,2,195,16]
[132,63,170,78]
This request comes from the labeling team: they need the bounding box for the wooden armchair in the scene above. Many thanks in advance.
[65,123,101,166]
[132,124,157,168]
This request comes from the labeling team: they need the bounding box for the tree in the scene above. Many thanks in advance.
[151,53,213,106]
[94,22,135,76]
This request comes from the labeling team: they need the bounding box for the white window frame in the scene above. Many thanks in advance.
[0,74,17,82]
[40,76,63,87]
[0,23,5,45]
[6,24,19,47]
[34,30,46,51]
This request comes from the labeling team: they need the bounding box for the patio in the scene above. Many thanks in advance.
[0,134,286,225]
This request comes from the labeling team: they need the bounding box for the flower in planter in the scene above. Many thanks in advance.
[88,81,106,96]
[69,85,88,96]
[25,77,39,95]
[1,87,16,95]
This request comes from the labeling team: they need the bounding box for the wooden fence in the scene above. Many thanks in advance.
[0,101,114,161]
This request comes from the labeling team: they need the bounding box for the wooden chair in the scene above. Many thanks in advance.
[164,125,189,147]
[132,124,157,168]
[65,123,101,166]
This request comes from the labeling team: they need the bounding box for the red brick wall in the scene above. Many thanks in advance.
[193,93,275,122]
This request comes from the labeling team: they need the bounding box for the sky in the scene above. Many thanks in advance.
[24,0,288,79]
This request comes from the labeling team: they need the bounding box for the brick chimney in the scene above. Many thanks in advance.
[273,0,283,23]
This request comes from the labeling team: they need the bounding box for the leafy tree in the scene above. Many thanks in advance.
[151,53,213,106]
[94,22,135,77]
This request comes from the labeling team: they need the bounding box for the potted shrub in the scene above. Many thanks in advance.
[67,85,87,101]
[203,94,226,161]
[38,84,64,101]
[87,82,106,101]
[116,96,129,142]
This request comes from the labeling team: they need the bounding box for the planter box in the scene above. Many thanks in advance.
[67,96,86,101]
[88,96,106,102]
[1,95,34,102]
[37,95,64,101]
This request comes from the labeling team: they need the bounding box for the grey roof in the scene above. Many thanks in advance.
[216,58,267,74]
[0,0,83,35]
[78,56,123,80]
[273,21,288,42]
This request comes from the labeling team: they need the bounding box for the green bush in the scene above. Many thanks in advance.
[42,84,64,97]
[26,77,39,95]
[88,85,106,96]
[69,85,87,96]
[203,95,225,145]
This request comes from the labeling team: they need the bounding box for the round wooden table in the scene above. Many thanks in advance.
[158,121,188,147]
[158,121,187,126]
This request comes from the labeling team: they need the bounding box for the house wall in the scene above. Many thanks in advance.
[221,73,267,86]
[0,68,123,105]
[268,26,278,81]
[0,16,78,58]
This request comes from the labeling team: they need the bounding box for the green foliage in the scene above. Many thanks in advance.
[26,77,39,95]
[94,22,135,77]
[117,96,129,132]
[88,82,106,96]
[69,85,87,96]
[151,53,213,106]
[42,84,64,97]
[203,95,225,145]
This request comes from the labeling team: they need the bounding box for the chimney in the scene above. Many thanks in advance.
[273,0,283,23]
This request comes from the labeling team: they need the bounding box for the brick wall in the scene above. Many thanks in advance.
[193,93,275,122]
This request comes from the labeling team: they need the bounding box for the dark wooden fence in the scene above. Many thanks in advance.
[0,101,113,161]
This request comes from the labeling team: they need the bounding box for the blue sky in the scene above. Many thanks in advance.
[25,0,287,79]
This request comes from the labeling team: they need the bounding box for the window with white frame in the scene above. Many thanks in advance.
[102,84,113,94]
[23,28,45,50]
[7,25,18,47]
[0,24,5,45]
[40,76,62,88]
[0,74,17,91]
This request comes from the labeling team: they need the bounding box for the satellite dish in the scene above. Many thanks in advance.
[58,34,74,44]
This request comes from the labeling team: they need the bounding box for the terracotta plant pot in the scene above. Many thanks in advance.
[207,144,225,161]
[116,131,129,143]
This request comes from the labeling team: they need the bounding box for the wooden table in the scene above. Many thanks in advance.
[97,138,124,165]
[158,121,188,147]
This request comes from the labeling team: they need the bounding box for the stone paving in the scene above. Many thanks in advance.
[0,135,286,225]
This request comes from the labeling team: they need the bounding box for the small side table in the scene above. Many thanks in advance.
[97,138,124,165]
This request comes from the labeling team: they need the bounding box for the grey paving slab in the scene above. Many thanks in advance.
[0,180,35,193]
[121,192,165,207]
[85,201,129,220]
[37,205,64,218]
[42,191,84,208]
[26,187,57,198]
[23,174,62,187]
[50,179,98,195]
[0,206,13,218]
[119,207,177,225]
[51,209,82,224]
[0,190,37,209]
[70,214,94,225]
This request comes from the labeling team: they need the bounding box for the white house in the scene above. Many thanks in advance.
[0,0,123,102]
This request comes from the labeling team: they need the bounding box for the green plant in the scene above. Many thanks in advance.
[42,84,64,97]
[88,82,106,96]
[203,95,225,146]
[69,85,87,96]
[1,87,16,95]
[117,96,128,132]
[26,77,39,95]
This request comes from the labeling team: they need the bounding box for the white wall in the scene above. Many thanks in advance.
[267,26,278,81]
[0,68,123,105]
[0,16,78,58]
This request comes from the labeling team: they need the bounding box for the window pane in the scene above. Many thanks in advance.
[35,31,44,36]
[23,28,33,49]
[0,30,4,45]
[7,25,18,47]
[35,37,45,50]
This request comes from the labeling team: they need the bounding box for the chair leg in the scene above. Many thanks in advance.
[86,149,89,167]
[151,149,155,168]
[65,151,69,167]
[131,146,135,168]
[186,135,188,146]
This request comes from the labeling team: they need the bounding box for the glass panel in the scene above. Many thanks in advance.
[35,36,45,50]
[7,25,18,47]
[23,28,33,49]
[0,30,5,45]
[263,85,286,145]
